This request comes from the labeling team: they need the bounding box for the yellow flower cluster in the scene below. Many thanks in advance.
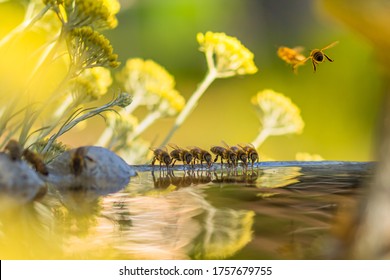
[197,31,258,77]
[155,88,185,116]
[68,26,119,72]
[105,110,138,134]
[47,0,120,30]
[70,67,112,101]
[117,58,184,115]
[251,89,304,135]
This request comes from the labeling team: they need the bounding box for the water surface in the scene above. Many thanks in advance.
[0,161,374,259]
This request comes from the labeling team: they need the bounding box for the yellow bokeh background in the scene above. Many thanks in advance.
[1,0,386,161]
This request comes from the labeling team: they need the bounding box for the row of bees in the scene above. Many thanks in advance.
[151,142,259,169]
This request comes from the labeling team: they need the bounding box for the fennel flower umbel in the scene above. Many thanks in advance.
[116,58,176,114]
[161,31,258,146]
[251,89,304,148]
[46,0,120,31]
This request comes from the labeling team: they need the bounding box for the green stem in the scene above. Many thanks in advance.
[160,68,218,146]
[252,129,271,149]
[130,110,162,141]
[42,97,123,153]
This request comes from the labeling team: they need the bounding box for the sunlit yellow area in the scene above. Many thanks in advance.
[1,0,389,261]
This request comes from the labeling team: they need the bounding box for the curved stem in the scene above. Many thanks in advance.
[252,129,271,149]
[160,68,218,146]
[130,110,162,140]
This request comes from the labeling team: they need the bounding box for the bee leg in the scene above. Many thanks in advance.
[213,155,219,163]
[171,159,177,167]
[312,60,317,72]
[324,53,333,62]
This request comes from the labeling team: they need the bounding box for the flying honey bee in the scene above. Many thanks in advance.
[238,143,259,168]
[70,147,95,176]
[151,146,172,170]
[230,145,248,167]
[22,148,49,176]
[188,146,213,168]
[4,139,22,161]
[168,144,193,167]
[211,141,237,167]
[277,46,307,73]
[304,41,338,72]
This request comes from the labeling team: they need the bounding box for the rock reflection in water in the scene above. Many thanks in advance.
[0,162,371,259]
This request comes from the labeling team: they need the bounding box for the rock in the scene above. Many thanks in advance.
[0,153,47,207]
[46,146,137,193]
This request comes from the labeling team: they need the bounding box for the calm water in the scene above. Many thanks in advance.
[0,161,373,259]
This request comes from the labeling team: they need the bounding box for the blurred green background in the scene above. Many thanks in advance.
[4,0,384,161]
[100,0,384,161]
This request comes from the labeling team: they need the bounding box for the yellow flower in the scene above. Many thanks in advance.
[48,0,120,30]
[251,89,305,148]
[252,89,305,135]
[105,110,138,131]
[159,89,185,116]
[116,58,179,113]
[68,26,119,72]
[71,67,112,101]
[197,31,258,77]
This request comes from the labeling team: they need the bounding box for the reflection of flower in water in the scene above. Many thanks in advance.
[296,153,324,161]
[197,208,255,259]
[98,187,254,259]
[257,167,302,189]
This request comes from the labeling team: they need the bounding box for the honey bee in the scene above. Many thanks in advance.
[70,147,95,176]
[4,139,22,161]
[277,46,307,73]
[304,41,338,72]
[238,143,259,167]
[230,145,248,167]
[188,146,213,168]
[210,141,237,167]
[22,148,49,176]
[168,144,193,167]
[150,146,172,170]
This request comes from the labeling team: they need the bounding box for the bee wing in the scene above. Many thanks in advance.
[248,143,256,149]
[187,145,201,151]
[221,140,230,149]
[321,41,339,51]
[150,146,168,152]
[292,46,305,53]
[168,143,180,150]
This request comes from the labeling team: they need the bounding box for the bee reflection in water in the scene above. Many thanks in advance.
[151,169,259,189]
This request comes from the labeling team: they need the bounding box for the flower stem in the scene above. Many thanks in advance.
[252,129,271,149]
[0,5,50,48]
[160,68,218,147]
[130,110,162,140]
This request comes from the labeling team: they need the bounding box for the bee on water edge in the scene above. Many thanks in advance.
[188,146,213,168]
[150,146,172,171]
[211,141,237,168]
[168,143,193,168]
[238,143,259,168]
[230,145,248,167]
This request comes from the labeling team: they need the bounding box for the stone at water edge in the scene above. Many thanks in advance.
[47,146,137,192]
